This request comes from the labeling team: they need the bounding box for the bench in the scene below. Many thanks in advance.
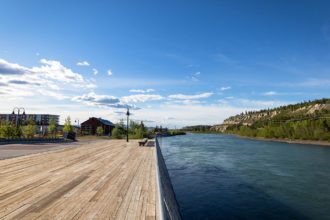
[138,138,148,146]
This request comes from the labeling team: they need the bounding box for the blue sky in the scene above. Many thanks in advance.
[0,0,329,127]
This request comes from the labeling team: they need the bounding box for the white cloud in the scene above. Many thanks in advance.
[0,58,96,100]
[73,92,163,108]
[107,69,113,76]
[218,98,287,109]
[168,92,213,100]
[72,92,142,109]
[76,61,90,66]
[92,68,98,75]
[225,96,234,99]
[72,92,119,105]
[0,59,29,75]
[121,94,163,103]
[129,88,155,93]
[263,91,277,96]
[32,59,87,84]
[220,86,231,91]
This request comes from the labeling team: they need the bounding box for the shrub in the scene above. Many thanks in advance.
[96,126,104,136]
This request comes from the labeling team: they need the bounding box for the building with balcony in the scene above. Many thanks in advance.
[0,114,59,126]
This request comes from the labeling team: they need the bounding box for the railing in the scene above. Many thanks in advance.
[155,137,182,220]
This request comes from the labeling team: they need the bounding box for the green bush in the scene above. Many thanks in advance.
[96,126,104,136]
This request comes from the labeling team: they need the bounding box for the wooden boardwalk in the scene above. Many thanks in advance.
[0,140,159,220]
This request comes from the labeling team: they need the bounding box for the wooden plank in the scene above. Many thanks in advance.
[0,139,159,219]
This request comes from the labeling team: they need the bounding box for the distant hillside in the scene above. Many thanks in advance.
[182,125,212,132]
[211,98,330,141]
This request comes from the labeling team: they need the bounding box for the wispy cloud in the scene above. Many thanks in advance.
[262,91,277,96]
[187,71,201,82]
[121,94,163,103]
[76,61,90,66]
[129,89,155,93]
[92,68,98,75]
[107,69,113,76]
[280,78,330,88]
[218,97,288,109]
[220,86,231,91]
[168,92,213,100]
[296,78,330,87]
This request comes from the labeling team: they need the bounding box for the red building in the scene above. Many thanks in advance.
[81,117,115,135]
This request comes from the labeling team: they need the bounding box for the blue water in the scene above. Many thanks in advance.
[158,134,330,220]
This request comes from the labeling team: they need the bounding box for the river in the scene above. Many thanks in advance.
[158,133,330,220]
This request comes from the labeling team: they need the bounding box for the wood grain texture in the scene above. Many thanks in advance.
[0,140,159,220]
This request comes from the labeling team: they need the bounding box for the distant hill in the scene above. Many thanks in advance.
[210,98,330,141]
[182,125,213,132]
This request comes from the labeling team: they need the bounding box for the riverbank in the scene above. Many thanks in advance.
[233,134,330,146]
[183,132,330,146]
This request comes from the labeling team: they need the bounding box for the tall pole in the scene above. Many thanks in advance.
[16,109,20,127]
[126,108,130,142]
[12,107,25,127]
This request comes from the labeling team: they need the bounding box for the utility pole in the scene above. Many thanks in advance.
[126,108,130,142]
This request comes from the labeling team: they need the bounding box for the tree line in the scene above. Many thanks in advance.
[224,98,330,141]
[0,116,73,139]
[225,118,330,141]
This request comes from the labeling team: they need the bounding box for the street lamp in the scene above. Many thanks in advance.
[74,119,80,126]
[12,107,25,127]
[126,108,130,142]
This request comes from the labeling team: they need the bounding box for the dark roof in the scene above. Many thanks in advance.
[98,118,115,126]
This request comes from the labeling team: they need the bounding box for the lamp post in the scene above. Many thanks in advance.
[74,119,80,127]
[12,107,25,127]
[126,108,130,142]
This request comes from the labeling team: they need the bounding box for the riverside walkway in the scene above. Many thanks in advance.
[0,140,159,219]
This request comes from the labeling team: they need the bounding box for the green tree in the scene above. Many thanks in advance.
[112,120,126,139]
[0,121,16,138]
[96,126,104,136]
[63,116,73,133]
[112,127,122,139]
[49,116,56,138]
[23,118,36,138]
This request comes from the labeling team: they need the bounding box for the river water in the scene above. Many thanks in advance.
[158,134,330,220]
